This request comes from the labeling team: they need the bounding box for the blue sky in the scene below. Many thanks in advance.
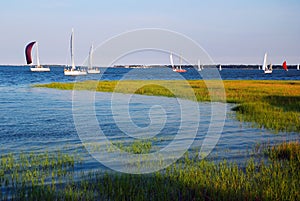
[0,0,299,65]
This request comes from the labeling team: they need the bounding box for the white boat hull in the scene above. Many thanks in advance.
[30,67,50,72]
[64,69,87,76]
[87,69,100,74]
[264,70,272,74]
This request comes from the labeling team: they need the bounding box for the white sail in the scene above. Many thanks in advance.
[88,44,93,69]
[70,28,75,70]
[198,59,201,71]
[87,44,100,74]
[297,64,299,70]
[262,53,267,71]
[170,53,174,69]
[219,64,222,71]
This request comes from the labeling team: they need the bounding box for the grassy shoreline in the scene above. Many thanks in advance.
[34,80,300,133]
[1,142,299,200]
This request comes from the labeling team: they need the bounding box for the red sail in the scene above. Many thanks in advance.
[25,41,36,64]
[282,61,288,71]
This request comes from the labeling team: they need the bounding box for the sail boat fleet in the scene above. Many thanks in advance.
[25,29,100,76]
[25,30,298,75]
[260,52,293,74]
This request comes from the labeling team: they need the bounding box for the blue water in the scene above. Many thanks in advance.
[0,66,299,171]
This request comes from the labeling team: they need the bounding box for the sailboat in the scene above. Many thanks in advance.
[170,53,186,73]
[262,53,272,74]
[282,61,288,71]
[64,29,87,76]
[87,44,100,74]
[170,53,176,71]
[219,64,222,71]
[25,41,50,72]
[177,55,187,72]
[297,64,299,71]
[197,60,201,71]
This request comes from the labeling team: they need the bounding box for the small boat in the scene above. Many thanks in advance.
[219,64,222,71]
[282,61,288,71]
[64,29,87,76]
[25,41,50,72]
[197,60,201,71]
[170,53,186,73]
[297,64,299,71]
[262,53,272,74]
[87,44,100,74]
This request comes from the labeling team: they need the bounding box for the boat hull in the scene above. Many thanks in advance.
[64,70,87,76]
[264,70,272,74]
[30,67,50,72]
[87,69,100,74]
[174,69,187,73]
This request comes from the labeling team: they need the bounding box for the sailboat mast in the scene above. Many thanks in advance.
[36,42,40,67]
[180,54,182,70]
[70,29,75,70]
[88,44,93,69]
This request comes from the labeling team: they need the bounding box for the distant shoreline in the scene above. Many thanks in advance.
[1,64,299,69]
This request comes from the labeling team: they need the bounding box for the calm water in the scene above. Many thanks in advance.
[0,66,299,171]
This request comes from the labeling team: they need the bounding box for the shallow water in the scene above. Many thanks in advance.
[0,66,299,172]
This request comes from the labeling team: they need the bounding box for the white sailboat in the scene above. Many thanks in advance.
[170,53,186,72]
[87,44,100,74]
[197,59,201,71]
[25,41,50,72]
[297,64,299,71]
[262,52,272,74]
[219,64,222,71]
[64,29,87,76]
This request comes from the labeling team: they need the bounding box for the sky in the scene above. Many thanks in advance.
[0,0,299,65]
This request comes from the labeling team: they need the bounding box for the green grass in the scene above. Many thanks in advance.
[34,80,300,133]
[0,151,77,200]
[1,144,300,201]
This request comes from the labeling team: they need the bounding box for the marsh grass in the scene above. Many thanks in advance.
[116,140,152,154]
[268,141,300,162]
[1,143,300,201]
[35,80,300,133]
[0,151,76,200]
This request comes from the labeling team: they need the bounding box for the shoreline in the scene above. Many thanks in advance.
[34,80,300,133]
[1,64,300,69]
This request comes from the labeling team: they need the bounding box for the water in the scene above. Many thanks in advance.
[0,66,299,171]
